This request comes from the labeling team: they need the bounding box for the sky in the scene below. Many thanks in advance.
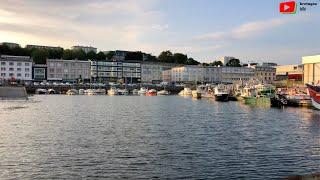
[0,0,319,64]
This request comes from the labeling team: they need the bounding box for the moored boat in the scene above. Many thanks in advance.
[138,87,147,95]
[107,87,118,96]
[306,84,320,109]
[192,90,201,99]
[214,85,229,102]
[146,89,157,96]
[178,87,192,96]
[66,89,78,95]
[86,89,97,96]
[132,89,139,95]
[157,90,169,95]
[118,89,129,95]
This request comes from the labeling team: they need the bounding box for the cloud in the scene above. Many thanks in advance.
[194,15,310,42]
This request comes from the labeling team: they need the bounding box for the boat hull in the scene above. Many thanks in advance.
[214,94,228,102]
[306,84,320,109]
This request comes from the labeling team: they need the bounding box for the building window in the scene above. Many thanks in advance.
[49,68,54,73]
[17,68,21,71]
[0,67,5,71]
[25,63,30,66]
[25,73,30,77]
[17,73,21,77]
[17,62,22,66]
[1,62,5,65]
[9,68,14,71]
[9,73,14,77]
[64,63,68,67]
[9,62,14,66]
[1,73,5,77]
[25,68,30,72]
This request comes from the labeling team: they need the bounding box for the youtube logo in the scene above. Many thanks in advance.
[279,1,297,14]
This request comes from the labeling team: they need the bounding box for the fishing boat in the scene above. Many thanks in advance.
[118,89,129,95]
[66,89,78,95]
[35,88,48,94]
[78,89,85,95]
[197,85,214,98]
[157,90,169,95]
[306,84,320,109]
[192,90,201,99]
[146,89,157,96]
[95,89,106,95]
[138,87,147,95]
[214,85,229,102]
[86,89,97,96]
[132,89,139,95]
[107,87,118,96]
[48,89,56,94]
[178,87,192,96]
[241,84,274,105]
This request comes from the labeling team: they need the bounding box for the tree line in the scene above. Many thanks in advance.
[0,44,241,66]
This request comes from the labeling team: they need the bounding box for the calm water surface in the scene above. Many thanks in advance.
[0,95,319,179]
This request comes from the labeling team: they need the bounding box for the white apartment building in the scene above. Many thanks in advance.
[171,66,205,83]
[141,62,178,83]
[72,46,97,53]
[167,66,254,84]
[0,55,32,81]
[220,66,255,83]
[218,56,235,65]
[47,59,91,82]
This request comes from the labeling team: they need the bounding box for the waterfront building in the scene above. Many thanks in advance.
[162,69,172,82]
[26,44,62,51]
[72,46,97,53]
[90,60,141,83]
[0,42,20,49]
[218,56,235,65]
[220,66,255,83]
[32,64,47,82]
[47,59,91,82]
[276,64,303,81]
[0,55,32,81]
[302,55,320,84]
[171,65,205,83]
[141,62,178,83]
[250,65,276,84]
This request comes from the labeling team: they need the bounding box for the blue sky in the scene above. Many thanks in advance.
[0,0,319,64]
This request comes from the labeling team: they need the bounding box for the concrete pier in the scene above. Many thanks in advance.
[0,86,28,100]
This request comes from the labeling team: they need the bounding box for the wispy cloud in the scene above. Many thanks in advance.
[194,15,310,42]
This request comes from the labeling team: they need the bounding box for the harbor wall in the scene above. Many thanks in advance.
[0,86,28,100]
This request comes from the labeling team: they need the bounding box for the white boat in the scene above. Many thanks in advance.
[138,87,147,95]
[95,88,106,95]
[78,89,85,95]
[178,87,192,96]
[108,87,118,96]
[48,89,56,94]
[132,89,139,95]
[86,89,97,96]
[35,88,48,94]
[214,85,229,101]
[66,89,78,95]
[192,90,201,99]
[157,90,169,95]
[118,89,129,95]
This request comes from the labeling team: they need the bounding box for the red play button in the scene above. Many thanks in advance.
[279,1,296,14]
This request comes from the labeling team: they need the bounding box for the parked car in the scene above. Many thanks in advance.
[33,82,40,86]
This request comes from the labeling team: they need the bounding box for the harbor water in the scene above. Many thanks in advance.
[0,95,319,179]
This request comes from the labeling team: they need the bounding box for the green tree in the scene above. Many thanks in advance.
[158,50,173,63]
[48,48,63,59]
[96,51,107,61]
[226,59,242,67]
[185,58,200,65]
[173,53,188,64]
[73,49,86,60]
[105,51,115,60]
[211,61,223,66]
[125,51,143,61]
[62,49,74,60]
[86,51,96,60]
[32,49,49,64]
